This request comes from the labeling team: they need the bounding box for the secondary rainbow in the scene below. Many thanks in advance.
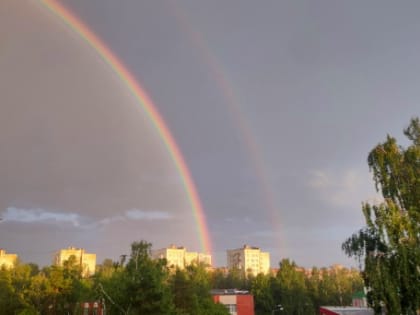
[169,2,286,250]
[40,0,212,254]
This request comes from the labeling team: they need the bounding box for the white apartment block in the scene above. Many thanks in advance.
[227,245,270,276]
[53,246,96,277]
[0,249,18,269]
[151,245,212,269]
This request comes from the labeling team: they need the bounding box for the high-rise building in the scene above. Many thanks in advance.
[151,245,211,269]
[0,249,18,269]
[227,245,270,276]
[53,246,96,277]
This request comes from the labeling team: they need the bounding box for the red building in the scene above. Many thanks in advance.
[79,301,105,315]
[211,289,254,315]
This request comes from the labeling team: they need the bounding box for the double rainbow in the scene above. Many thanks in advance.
[40,0,211,254]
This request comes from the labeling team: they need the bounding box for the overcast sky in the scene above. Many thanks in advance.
[0,0,418,268]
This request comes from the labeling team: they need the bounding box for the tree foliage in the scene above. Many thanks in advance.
[97,240,177,315]
[246,260,362,315]
[343,117,420,314]
[170,264,230,315]
[0,239,364,315]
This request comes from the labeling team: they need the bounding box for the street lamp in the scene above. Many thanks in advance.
[272,304,284,315]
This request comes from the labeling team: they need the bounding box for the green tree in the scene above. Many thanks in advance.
[223,267,249,290]
[127,241,176,314]
[250,273,273,315]
[208,268,227,289]
[25,272,50,314]
[98,241,177,315]
[96,267,130,315]
[170,268,196,313]
[10,264,42,314]
[272,259,313,315]
[96,258,116,279]
[170,264,230,315]
[318,266,362,307]
[343,117,420,314]
[306,267,321,311]
[0,267,24,314]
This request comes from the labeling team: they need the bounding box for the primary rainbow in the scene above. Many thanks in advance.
[40,0,212,254]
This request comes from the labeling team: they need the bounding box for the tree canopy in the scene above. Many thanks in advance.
[343,117,420,314]
[0,239,363,315]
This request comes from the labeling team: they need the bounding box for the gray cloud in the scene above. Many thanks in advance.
[125,209,172,220]
[1,207,172,230]
[2,207,81,227]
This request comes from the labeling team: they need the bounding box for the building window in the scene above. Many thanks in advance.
[224,304,237,314]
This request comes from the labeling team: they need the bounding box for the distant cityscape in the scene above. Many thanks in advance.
[0,245,370,315]
[1,244,351,279]
[0,244,270,276]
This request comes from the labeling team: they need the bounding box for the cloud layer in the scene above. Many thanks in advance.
[308,168,380,208]
[1,207,172,229]
[2,207,81,226]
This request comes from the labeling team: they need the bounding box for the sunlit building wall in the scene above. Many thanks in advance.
[53,246,96,277]
[151,245,212,269]
[259,251,270,275]
[227,245,270,276]
[0,249,18,269]
[198,252,212,266]
[152,246,186,268]
[185,251,199,266]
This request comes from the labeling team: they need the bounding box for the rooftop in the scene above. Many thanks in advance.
[320,306,373,315]
[210,289,250,296]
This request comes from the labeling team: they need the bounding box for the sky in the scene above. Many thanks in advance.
[0,0,419,268]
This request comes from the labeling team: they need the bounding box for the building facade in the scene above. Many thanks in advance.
[79,301,105,315]
[151,245,211,269]
[211,289,255,315]
[0,249,18,269]
[53,246,96,277]
[227,245,270,276]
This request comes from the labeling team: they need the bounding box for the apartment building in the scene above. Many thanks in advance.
[53,246,96,277]
[227,245,270,276]
[151,245,211,269]
[0,249,18,269]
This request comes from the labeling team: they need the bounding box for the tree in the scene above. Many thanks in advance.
[25,272,51,314]
[170,268,197,313]
[272,259,313,315]
[250,273,273,315]
[223,267,249,290]
[208,268,227,289]
[343,117,420,314]
[0,267,24,314]
[96,258,116,279]
[119,241,175,315]
[169,264,230,315]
